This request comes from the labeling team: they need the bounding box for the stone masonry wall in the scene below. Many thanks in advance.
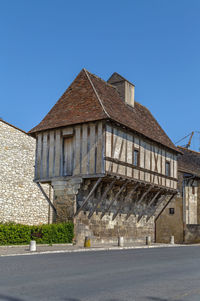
[74,179,155,245]
[75,211,155,245]
[185,225,200,244]
[0,121,52,225]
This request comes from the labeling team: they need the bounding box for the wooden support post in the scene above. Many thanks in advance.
[146,192,170,222]
[100,180,129,219]
[137,190,161,223]
[112,183,139,221]
[36,182,57,214]
[88,179,117,219]
[147,190,162,208]
[155,192,177,222]
[137,185,153,206]
[126,184,145,220]
[75,178,102,216]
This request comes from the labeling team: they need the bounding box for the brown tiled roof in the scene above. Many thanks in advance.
[178,146,200,177]
[29,69,179,153]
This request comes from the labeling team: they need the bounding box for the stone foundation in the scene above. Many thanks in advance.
[75,211,155,245]
[52,178,82,223]
[51,178,157,245]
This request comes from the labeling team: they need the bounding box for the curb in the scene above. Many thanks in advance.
[0,243,198,257]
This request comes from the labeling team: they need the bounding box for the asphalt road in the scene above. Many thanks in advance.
[0,246,200,301]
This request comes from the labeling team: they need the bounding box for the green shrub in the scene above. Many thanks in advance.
[0,222,74,245]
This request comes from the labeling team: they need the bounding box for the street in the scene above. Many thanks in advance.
[0,246,200,301]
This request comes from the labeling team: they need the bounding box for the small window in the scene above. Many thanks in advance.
[192,186,195,195]
[169,208,175,215]
[165,161,170,177]
[133,149,139,166]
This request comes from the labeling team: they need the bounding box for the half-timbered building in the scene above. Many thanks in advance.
[156,146,200,244]
[29,69,180,244]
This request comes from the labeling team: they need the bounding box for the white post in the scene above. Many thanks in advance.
[118,236,124,247]
[146,236,151,246]
[29,240,37,252]
[170,236,175,245]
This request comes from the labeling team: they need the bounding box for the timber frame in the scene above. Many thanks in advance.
[75,174,177,221]
[29,69,180,242]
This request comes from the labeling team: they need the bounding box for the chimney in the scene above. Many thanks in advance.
[107,72,135,107]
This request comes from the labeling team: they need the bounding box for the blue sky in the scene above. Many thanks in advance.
[1,0,200,149]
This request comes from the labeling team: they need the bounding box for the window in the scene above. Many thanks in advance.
[192,186,195,195]
[169,208,175,215]
[165,161,170,177]
[133,149,139,166]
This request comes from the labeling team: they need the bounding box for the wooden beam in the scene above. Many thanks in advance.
[105,156,178,182]
[126,187,144,220]
[88,179,117,219]
[137,190,162,223]
[75,178,102,216]
[137,185,153,206]
[36,182,57,214]
[146,193,169,222]
[123,184,141,220]
[100,180,129,219]
[155,192,177,222]
[112,183,139,221]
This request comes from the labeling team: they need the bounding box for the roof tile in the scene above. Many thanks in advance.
[29,69,179,153]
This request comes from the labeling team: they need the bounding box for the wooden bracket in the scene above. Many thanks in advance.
[100,180,129,219]
[36,182,57,214]
[112,183,139,221]
[75,178,102,216]
[88,179,117,219]
[146,192,170,222]
[137,189,161,222]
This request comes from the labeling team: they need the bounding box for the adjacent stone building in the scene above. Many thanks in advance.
[156,146,200,243]
[0,119,52,225]
[29,69,180,244]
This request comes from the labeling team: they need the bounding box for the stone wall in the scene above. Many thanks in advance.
[0,120,52,225]
[155,195,184,243]
[75,212,155,245]
[155,173,184,243]
[185,225,200,243]
[51,177,155,245]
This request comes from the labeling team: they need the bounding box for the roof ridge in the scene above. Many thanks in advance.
[83,69,111,118]
[0,119,28,136]
[84,69,117,89]
[178,146,200,155]
[107,72,135,87]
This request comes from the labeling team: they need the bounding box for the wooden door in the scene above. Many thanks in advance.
[63,137,73,176]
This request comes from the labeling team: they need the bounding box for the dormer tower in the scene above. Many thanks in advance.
[108,72,135,107]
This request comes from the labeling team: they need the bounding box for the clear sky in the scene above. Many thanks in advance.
[1,0,200,149]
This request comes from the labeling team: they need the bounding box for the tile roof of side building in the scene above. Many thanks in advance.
[178,146,200,177]
[29,69,179,153]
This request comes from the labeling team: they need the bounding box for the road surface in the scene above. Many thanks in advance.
[0,246,200,300]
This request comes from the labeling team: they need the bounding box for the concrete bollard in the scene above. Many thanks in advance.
[146,236,151,246]
[170,236,175,245]
[84,236,91,248]
[118,236,124,247]
[29,240,36,252]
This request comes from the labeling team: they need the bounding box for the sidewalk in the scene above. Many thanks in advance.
[0,241,196,257]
